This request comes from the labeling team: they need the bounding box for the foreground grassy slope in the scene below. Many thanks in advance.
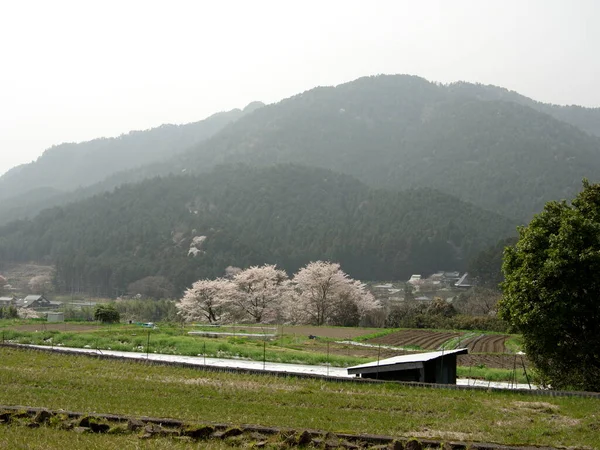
[0,426,233,450]
[0,347,598,447]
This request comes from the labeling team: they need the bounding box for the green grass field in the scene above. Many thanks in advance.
[1,347,599,448]
[0,320,531,384]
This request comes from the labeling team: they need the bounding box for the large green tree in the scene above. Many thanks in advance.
[499,180,600,391]
[94,304,121,324]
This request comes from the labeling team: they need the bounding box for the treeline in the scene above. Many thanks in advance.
[0,164,515,297]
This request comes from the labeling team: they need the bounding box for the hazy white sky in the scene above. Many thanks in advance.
[1,0,599,176]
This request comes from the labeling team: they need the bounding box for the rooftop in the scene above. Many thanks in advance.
[347,348,468,374]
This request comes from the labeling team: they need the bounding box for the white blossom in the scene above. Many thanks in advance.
[177,278,236,323]
[292,261,380,325]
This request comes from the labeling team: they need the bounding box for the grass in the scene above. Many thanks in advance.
[0,426,234,449]
[352,328,401,341]
[0,347,599,447]
[505,335,525,353]
[0,324,368,368]
[0,322,531,382]
[457,366,533,385]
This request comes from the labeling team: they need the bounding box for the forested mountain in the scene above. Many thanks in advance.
[0,165,516,297]
[3,75,598,226]
[0,102,264,220]
[158,75,600,222]
[446,82,600,137]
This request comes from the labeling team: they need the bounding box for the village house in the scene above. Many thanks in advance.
[15,295,51,309]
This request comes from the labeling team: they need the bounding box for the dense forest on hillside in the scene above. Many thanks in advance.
[446,82,600,137]
[0,103,264,222]
[0,165,515,297]
[159,75,600,221]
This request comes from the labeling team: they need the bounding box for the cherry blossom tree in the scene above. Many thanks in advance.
[292,261,380,326]
[177,278,236,324]
[230,264,290,323]
[28,275,53,294]
[18,308,40,319]
[224,266,242,279]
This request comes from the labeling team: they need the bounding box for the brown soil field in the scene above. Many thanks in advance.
[461,334,509,353]
[300,339,405,360]
[369,329,462,349]
[368,329,511,353]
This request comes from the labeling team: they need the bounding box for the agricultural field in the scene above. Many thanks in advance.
[367,329,510,353]
[0,320,525,377]
[0,347,599,448]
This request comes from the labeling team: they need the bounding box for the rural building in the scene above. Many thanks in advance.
[347,348,468,384]
[455,272,473,288]
[407,274,422,285]
[15,295,51,309]
[0,296,16,307]
[47,312,65,323]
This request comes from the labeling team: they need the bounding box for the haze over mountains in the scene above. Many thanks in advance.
[0,102,264,222]
[0,74,599,293]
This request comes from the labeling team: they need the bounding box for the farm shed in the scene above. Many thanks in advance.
[47,312,64,323]
[347,348,468,384]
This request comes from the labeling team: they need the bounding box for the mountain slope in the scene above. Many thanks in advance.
[159,75,600,221]
[446,81,600,137]
[0,102,264,205]
[0,165,516,296]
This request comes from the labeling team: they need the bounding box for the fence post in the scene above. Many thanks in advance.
[328,341,331,376]
[146,330,150,359]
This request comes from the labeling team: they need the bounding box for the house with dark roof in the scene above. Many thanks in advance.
[15,295,51,309]
[347,348,468,384]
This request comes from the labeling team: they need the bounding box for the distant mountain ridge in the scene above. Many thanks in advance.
[0,102,264,203]
[2,74,599,227]
[162,75,600,221]
[446,81,600,137]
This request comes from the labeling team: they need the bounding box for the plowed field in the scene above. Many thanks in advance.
[369,329,461,350]
[369,329,511,353]
[461,334,509,353]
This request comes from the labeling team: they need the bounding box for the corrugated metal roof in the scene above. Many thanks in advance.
[347,348,468,372]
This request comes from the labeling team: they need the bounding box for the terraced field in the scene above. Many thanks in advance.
[368,329,510,353]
